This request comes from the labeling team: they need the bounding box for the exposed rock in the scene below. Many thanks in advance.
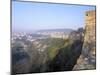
[73,10,96,70]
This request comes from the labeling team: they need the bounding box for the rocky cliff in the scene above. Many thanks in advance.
[73,10,96,70]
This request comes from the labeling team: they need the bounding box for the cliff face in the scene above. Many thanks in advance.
[73,10,96,70]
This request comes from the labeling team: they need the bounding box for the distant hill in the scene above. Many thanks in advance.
[37,29,74,34]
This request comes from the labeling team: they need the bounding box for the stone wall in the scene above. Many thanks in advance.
[73,10,96,70]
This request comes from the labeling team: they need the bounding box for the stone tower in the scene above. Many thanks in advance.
[73,10,96,70]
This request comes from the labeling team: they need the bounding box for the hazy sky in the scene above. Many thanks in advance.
[12,1,95,32]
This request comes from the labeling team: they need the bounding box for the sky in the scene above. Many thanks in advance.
[12,1,95,32]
